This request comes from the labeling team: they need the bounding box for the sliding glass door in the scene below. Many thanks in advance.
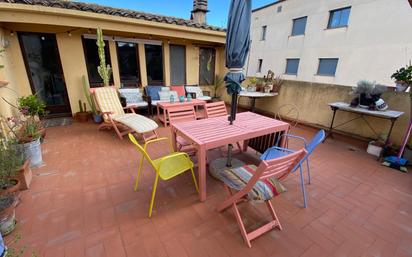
[19,32,71,116]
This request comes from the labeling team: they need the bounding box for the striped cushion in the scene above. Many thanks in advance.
[210,164,286,201]
[113,113,158,133]
[94,87,125,117]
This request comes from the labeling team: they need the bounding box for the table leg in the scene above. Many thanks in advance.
[243,140,249,152]
[164,108,168,127]
[198,146,207,202]
[157,105,161,123]
[325,107,338,141]
[171,127,177,152]
[250,97,256,113]
[380,118,397,160]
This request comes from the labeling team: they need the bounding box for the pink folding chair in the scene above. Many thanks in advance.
[204,101,229,118]
[168,105,197,153]
[204,101,243,153]
[211,149,307,247]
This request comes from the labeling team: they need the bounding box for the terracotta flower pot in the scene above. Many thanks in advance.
[76,112,90,122]
[15,160,32,191]
[0,195,18,236]
[0,179,20,197]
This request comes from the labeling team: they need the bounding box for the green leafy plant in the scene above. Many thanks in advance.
[249,77,257,85]
[4,234,38,257]
[0,141,22,189]
[96,27,112,87]
[1,115,41,144]
[17,95,46,117]
[213,75,224,98]
[82,76,97,114]
[391,65,412,85]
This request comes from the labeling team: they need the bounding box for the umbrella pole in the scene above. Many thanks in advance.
[229,93,238,125]
[226,144,233,167]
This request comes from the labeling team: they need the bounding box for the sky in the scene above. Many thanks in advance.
[81,0,276,28]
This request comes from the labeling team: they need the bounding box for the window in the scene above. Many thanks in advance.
[257,59,263,73]
[277,6,282,13]
[82,38,113,87]
[285,58,300,75]
[199,47,216,85]
[261,26,267,40]
[328,7,351,29]
[291,16,307,36]
[145,44,164,85]
[317,58,339,76]
[116,42,140,87]
[169,44,186,85]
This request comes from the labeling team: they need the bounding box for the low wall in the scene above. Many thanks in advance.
[222,80,410,146]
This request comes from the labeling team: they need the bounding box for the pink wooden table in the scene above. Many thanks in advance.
[170,112,290,201]
[157,99,206,127]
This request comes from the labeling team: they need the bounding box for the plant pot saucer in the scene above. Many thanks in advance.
[0,80,9,88]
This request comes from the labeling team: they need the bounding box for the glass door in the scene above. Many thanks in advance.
[19,32,71,116]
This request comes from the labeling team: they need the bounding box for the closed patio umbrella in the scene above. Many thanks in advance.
[225,0,252,125]
[224,0,252,167]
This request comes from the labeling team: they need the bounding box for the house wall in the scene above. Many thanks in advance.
[222,79,410,146]
[0,4,226,116]
[248,0,412,87]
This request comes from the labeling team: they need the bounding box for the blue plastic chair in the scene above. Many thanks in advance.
[260,129,326,208]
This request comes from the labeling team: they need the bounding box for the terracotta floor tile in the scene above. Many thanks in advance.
[8,121,412,257]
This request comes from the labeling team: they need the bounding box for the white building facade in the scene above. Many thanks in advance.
[247,0,412,87]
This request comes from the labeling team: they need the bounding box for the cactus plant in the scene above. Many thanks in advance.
[78,100,87,113]
[96,27,112,87]
[82,76,97,114]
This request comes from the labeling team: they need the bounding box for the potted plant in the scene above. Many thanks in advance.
[351,80,375,108]
[0,135,24,236]
[82,76,102,123]
[96,28,112,87]
[391,65,412,92]
[248,77,257,92]
[17,95,46,140]
[75,100,90,122]
[212,75,224,101]
[0,48,8,88]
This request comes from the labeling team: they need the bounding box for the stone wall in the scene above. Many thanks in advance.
[223,80,410,146]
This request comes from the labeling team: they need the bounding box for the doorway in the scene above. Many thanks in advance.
[19,32,71,116]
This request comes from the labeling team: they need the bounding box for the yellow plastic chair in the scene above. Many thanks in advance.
[128,133,199,217]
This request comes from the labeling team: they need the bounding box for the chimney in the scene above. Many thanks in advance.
[191,0,209,24]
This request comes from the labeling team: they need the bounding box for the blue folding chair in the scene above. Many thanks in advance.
[260,130,325,208]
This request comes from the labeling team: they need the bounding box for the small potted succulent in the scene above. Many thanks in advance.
[75,100,90,122]
[248,77,257,92]
[82,76,102,123]
[391,65,412,92]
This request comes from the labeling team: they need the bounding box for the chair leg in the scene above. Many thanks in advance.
[231,199,252,248]
[190,167,199,193]
[266,200,282,230]
[148,174,160,218]
[298,164,308,208]
[236,142,243,152]
[134,157,144,191]
[306,158,311,184]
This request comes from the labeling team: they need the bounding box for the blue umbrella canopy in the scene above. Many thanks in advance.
[225,0,252,124]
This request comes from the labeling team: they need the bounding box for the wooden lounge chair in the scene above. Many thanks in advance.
[211,149,307,247]
[93,87,158,141]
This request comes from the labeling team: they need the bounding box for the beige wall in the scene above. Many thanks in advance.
[223,79,410,146]
[0,26,226,116]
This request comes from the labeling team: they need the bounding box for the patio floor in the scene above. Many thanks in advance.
[12,116,412,257]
